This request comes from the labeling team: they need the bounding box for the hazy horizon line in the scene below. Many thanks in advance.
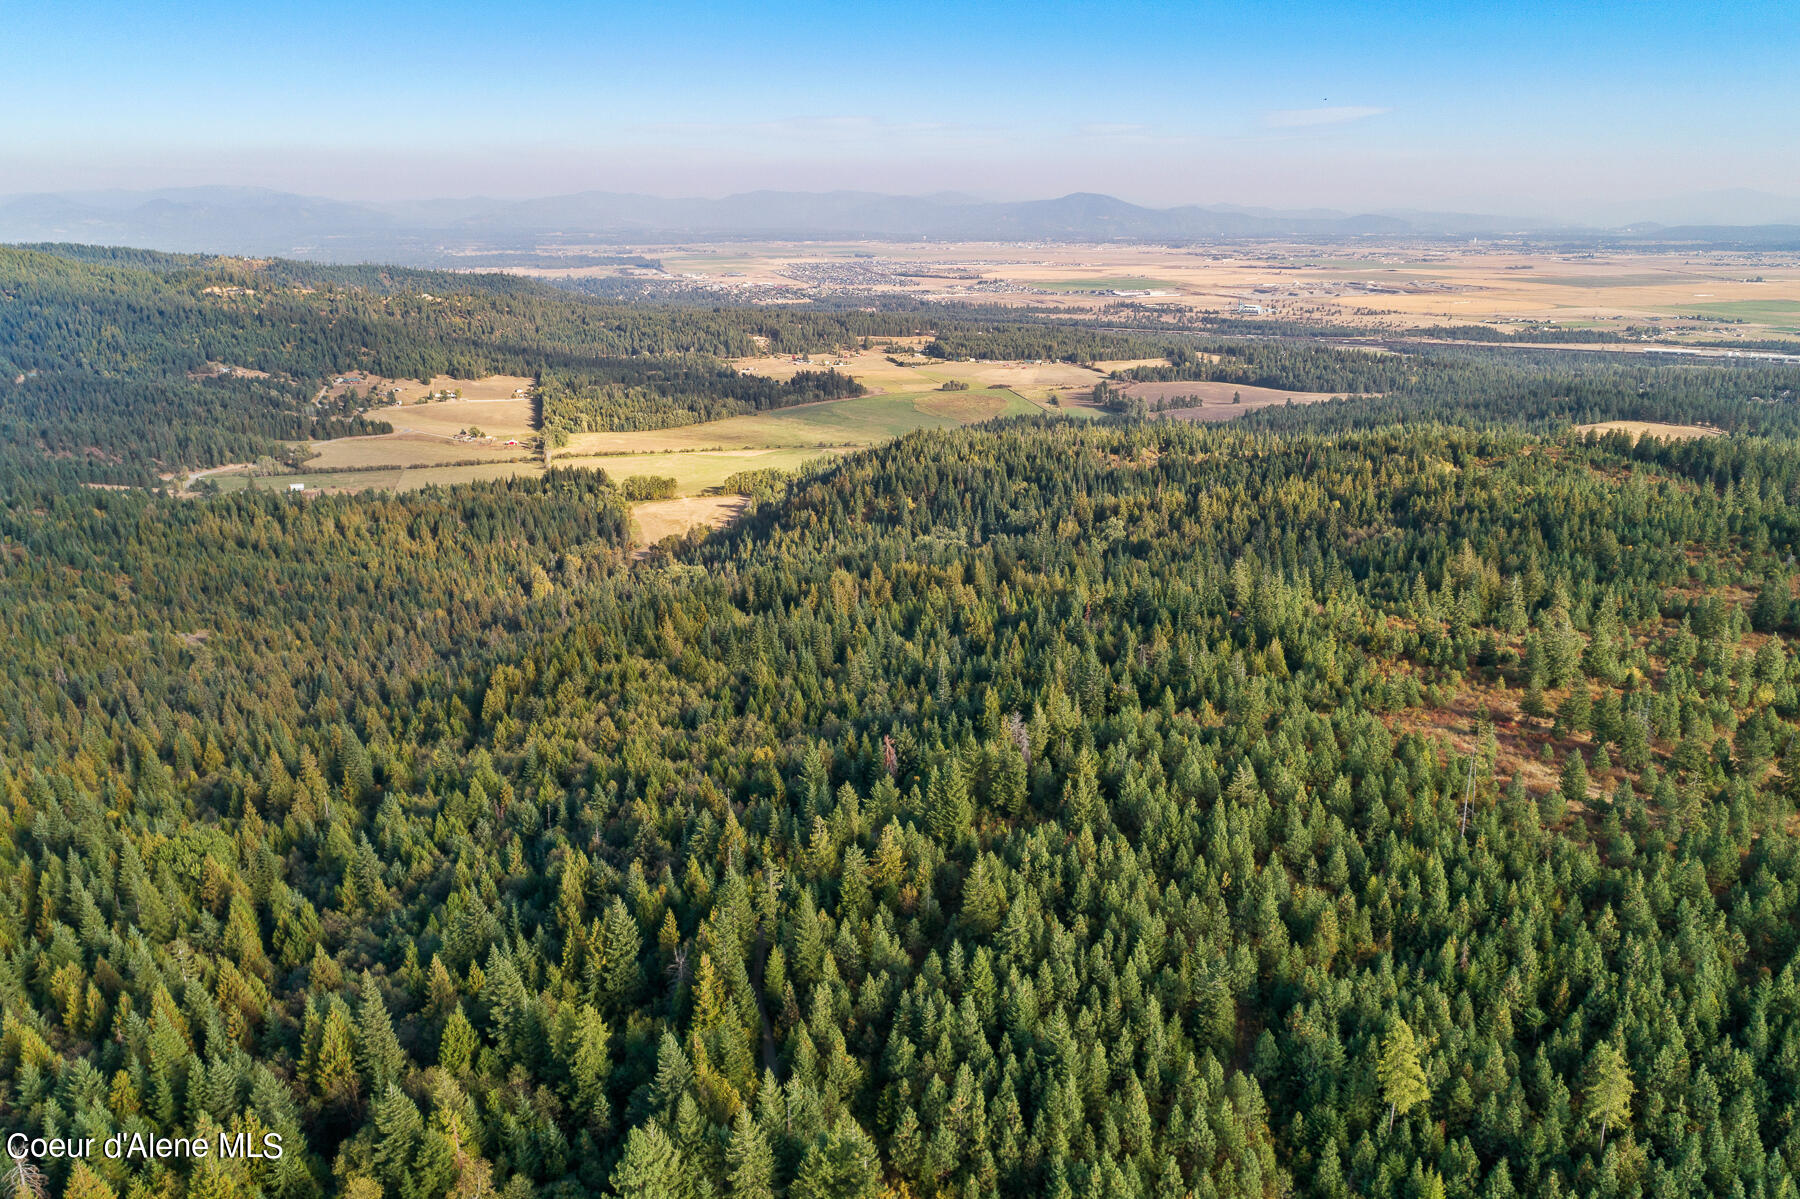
[10,182,1800,231]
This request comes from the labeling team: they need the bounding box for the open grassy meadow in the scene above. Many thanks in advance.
[631,494,751,550]
[210,460,539,494]
[558,385,1042,458]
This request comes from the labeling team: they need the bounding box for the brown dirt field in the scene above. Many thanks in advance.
[1573,420,1722,442]
[632,494,749,550]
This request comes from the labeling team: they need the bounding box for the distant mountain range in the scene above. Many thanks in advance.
[5,186,1800,263]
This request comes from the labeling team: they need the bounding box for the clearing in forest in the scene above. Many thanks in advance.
[215,370,1050,498]
[305,376,538,469]
[1573,420,1722,442]
[632,494,750,549]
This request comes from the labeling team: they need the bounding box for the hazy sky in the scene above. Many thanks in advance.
[6,0,1797,219]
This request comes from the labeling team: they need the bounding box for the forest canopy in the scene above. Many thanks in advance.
[2,247,1800,1199]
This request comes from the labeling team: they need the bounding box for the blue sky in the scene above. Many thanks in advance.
[5,0,1797,218]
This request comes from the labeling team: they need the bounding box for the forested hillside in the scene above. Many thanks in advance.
[3,406,1799,1199]
[12,244,1800,489]
[0,247,926,485]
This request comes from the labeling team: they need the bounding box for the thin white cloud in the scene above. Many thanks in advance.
[1263,105,1390,129]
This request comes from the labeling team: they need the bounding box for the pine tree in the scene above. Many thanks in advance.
[1378,1018,1430,1133]
[870,822,905,892]
[790,1119,881,1199]
[1560,752,1589,808]
[313,1000,360,1107]
[63,1162,117,1199]
[1751,575,1788,633]
[439,1004,476,1075]
[961,855,1005,935]
[927,760,972,844]
[611,1120,690,1199]
[994,740,1028,820]
[372,1082,424,1190]
[569,1003,613,1128]
[1065,747,1103,826]
[1583,1040,1634,1148]
[726,1109,775,1199]
[356,973,406,1096]
[595,898,644,1012]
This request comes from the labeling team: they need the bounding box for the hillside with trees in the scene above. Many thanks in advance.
[2,397,1799,1198]
[0,248,916,485]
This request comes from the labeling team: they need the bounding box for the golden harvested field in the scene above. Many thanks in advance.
[305,435,530,470]
[1573,420,1723,442]
[631,495,749,550]
[386,375,535,404]
[321,372,526,405]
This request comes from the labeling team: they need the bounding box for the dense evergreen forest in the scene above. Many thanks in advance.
[5,245,1800,1199]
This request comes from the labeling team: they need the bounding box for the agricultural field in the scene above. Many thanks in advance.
[1669,299,1800,328]
[205,375,1047,498]
[562,447,837,494]
[1030,275,1181,292]
[521,240,1800,340]
[305,375,538,469]
[557,385,1043,457]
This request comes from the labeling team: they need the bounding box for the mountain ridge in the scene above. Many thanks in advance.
[5,186,1800,262]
